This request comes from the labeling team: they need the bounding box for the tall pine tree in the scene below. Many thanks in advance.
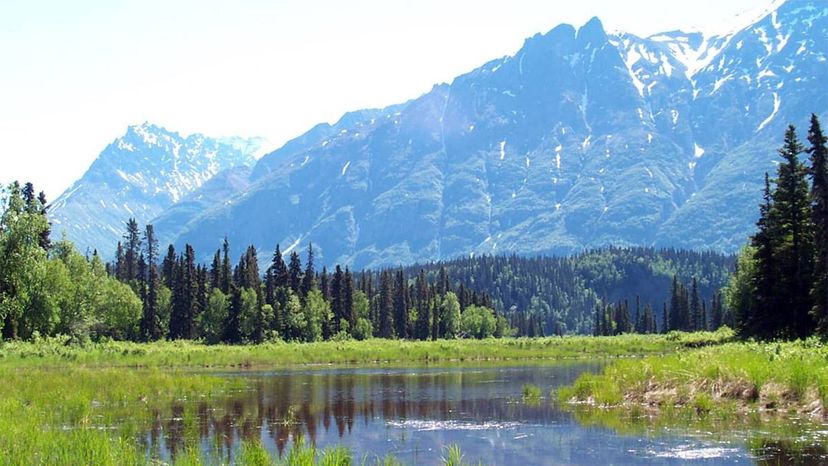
[772,125,815,338]
[808,115,828,333]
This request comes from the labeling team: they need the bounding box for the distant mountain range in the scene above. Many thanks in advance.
[51,0,828,268]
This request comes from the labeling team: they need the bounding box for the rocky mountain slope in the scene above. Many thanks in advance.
[165,0,826,268]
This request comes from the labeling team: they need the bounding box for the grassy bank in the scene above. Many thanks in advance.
[0,331,731,464]
[558,338,828,418]
[0,330,732,369]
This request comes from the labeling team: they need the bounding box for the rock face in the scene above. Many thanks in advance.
[50,123,260,255]
[56,0,828,268]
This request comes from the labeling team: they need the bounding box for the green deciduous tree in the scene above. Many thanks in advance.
[199,288,229,344]
[441,292,461,339]
[460,305,499,339]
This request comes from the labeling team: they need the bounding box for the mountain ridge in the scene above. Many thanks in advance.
[54,0,828,269]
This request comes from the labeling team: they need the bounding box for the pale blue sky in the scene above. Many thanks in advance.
[0,0,774,198]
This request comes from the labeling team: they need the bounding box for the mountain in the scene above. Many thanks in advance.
[158,0,824,269]
[55,0,828,269]
[151,165,253,248]
[50,123,262,255]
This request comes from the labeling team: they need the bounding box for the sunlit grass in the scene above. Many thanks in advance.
[559,337,828,418]
[0,329,733,369]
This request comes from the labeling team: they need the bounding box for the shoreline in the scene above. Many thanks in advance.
[558,339,828,421]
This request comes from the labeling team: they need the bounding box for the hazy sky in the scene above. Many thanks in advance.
[1,0,776,199]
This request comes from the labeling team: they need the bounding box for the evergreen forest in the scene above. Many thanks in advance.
[2,115,826,345]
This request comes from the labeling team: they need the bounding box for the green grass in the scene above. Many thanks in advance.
[0,330,733,369]
[559,337,828,417]
[0,330,734,464]
[521,384,542,404]
[0,366,239,466]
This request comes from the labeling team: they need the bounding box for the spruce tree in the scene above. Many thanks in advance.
[689,277,700,331]
[319,266,330,302]
[394,270,408,338]
[168,255,184,339]
[140,224,162,341]
[220,237,231,294]
[288,251,303,294]
[437,267,450,296]
[669,276,682,331]
[270,244,289,289]
[710,293,723,330]
[162,245,177,290]
[195,264,205,327]
[21,182,35,208]
[344,267,355,332]
[808,114,828,333]
[331,265,344,332]
[301,243,316,297]
[123,218,141,282]
[379,271,394,338]
[700,301,707,331]
[747,173,779,339]
[115,242,125,280]
[224,287,243,344]
[414,271,431,340]
[184,244,199,338]
[36,191,51,251]
[593,303,603,336]
[772,125,815,338]
[634,295,642,333]
[210,249,221,290]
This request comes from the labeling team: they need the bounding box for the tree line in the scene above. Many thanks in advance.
[0,183,510,343]
[726,115,828,340]
[593,277,729,336]
[27,215,510,343]
[393,248,734,336]
[0,183,736,343]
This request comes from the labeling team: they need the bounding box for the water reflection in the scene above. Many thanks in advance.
[142,365,593,463]
[137,364,828,465]
[752,439,828,466]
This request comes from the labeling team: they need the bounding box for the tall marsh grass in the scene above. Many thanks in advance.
[559,337,828,416]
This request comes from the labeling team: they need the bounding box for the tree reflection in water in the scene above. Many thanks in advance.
[140,365,591,462]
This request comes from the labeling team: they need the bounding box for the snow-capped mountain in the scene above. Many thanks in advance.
[50,123,262,255]
[56,0,828,269]
[166,0,828,268]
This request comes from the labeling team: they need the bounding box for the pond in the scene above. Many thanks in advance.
[141,364,828,465]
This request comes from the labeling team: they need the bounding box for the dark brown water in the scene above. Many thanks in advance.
[140,364,828,465]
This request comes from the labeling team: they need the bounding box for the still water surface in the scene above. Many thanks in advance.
[142,364,828,465]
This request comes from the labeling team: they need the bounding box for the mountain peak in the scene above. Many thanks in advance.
[122,122,181,149]
[51,124,263,256]
[577,17,608,44]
